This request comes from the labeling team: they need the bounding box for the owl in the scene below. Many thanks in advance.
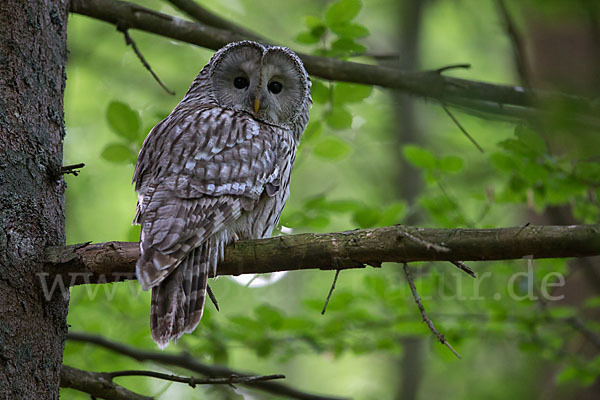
[132,41,312,348]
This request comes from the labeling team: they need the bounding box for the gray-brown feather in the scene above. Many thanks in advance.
[134,41,311,348]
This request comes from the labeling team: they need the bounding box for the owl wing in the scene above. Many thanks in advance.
[134,105,290,290]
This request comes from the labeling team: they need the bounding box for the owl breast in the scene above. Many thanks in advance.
[226,126,296,242]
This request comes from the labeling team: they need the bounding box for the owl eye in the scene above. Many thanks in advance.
[233,76,249,89]
[268,81,283,94]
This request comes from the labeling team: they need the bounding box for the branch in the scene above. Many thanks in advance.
[68,0,600,126]
[67,332,348,400]
[45,224,600,285]
[60,365,153,400]
[403,263,461,358]
[166,0,264,41]
[105,370,285,386]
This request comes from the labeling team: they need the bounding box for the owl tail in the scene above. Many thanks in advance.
[150,246,208,349]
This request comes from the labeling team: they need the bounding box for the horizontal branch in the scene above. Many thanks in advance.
[68,0,600,125]
[67,332,348,400]
[60,365,152,400]
[45,224,600,285]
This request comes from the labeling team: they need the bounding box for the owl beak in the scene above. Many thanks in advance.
[253,98,261,113]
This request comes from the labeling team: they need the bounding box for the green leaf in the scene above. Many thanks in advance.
[324,199,362,212]
[379,202,406,225]
[353,207,380,228]
[330,22,369,39]
[100,143,136,164]
[313,136,352,160]
[304,16,323,30]
[326,106,353,130]
[515,125,547,154]
[301,121,323,143]
[255,305,284,329]
[403,145,436,170]
[574,161,600,183]
[439,156,464,173]
[325,0,362,25]
[295,32,321,45]
[333,82,372,104]
[311,80,330,104]
[106,101,140,142]
[331,37,366,55]
[489,152,515,173]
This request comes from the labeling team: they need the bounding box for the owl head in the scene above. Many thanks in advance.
[206,41,311,127]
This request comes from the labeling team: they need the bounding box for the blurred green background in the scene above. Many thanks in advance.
[62,0,600,398]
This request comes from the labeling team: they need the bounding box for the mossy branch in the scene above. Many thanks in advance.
[45,224,600,286]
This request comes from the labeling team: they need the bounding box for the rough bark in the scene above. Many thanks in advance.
[44,225,600,286]
[0,1,69,399]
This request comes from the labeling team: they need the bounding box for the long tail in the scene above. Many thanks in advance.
[150,246,208,349]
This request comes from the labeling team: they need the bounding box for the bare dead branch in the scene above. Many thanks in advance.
[105,369,285,386]
[45,224,600,286]
[116,24,175,95]
[321,270,341,315]
[449,261,476,278]
[442,104,484,153]
[68,0,600,126]
[59,162,85,176]
[60,365,153,400]
[403,263,461,358]
[494,0,531,86]
[66,332,349,400]
[166,0,264,42]
[206,283,220,311]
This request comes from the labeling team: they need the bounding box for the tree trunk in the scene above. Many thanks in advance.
[0,1,69,398]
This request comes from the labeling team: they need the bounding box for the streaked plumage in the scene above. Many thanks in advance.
[133,41,311,348]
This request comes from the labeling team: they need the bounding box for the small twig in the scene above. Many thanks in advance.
[116,24,175,95]
[442,104,484,153]
[206,284,219,311]
[434,64,472,74]
[67,332,347,400]
[321,270,341,315]
[60,163,85,176]
[105,370,285,386]
[494,0,531,87]
[450,261,476,278]
[513,222,530,238]
[397,228,451,253]
[403,263,461,359]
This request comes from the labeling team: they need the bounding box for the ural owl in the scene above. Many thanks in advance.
[133,41,311,348]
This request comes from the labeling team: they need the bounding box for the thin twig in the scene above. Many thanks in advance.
[321,270,341,315]
[434,63,472,74]
[60,162,85,176]
[403,263,461,359]
[206,284,219,311]
[67,332,348,400]
[442,104,484,153]
[450,261,476,278]
[166,0,264,42]
[105,369,285,386]
[513,222,530,237]
[116,24,175,95]
[397,227,451,253]
[60,365,153,400]
[494,0,531,87]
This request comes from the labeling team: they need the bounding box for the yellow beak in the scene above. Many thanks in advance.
[253,98,261,113]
